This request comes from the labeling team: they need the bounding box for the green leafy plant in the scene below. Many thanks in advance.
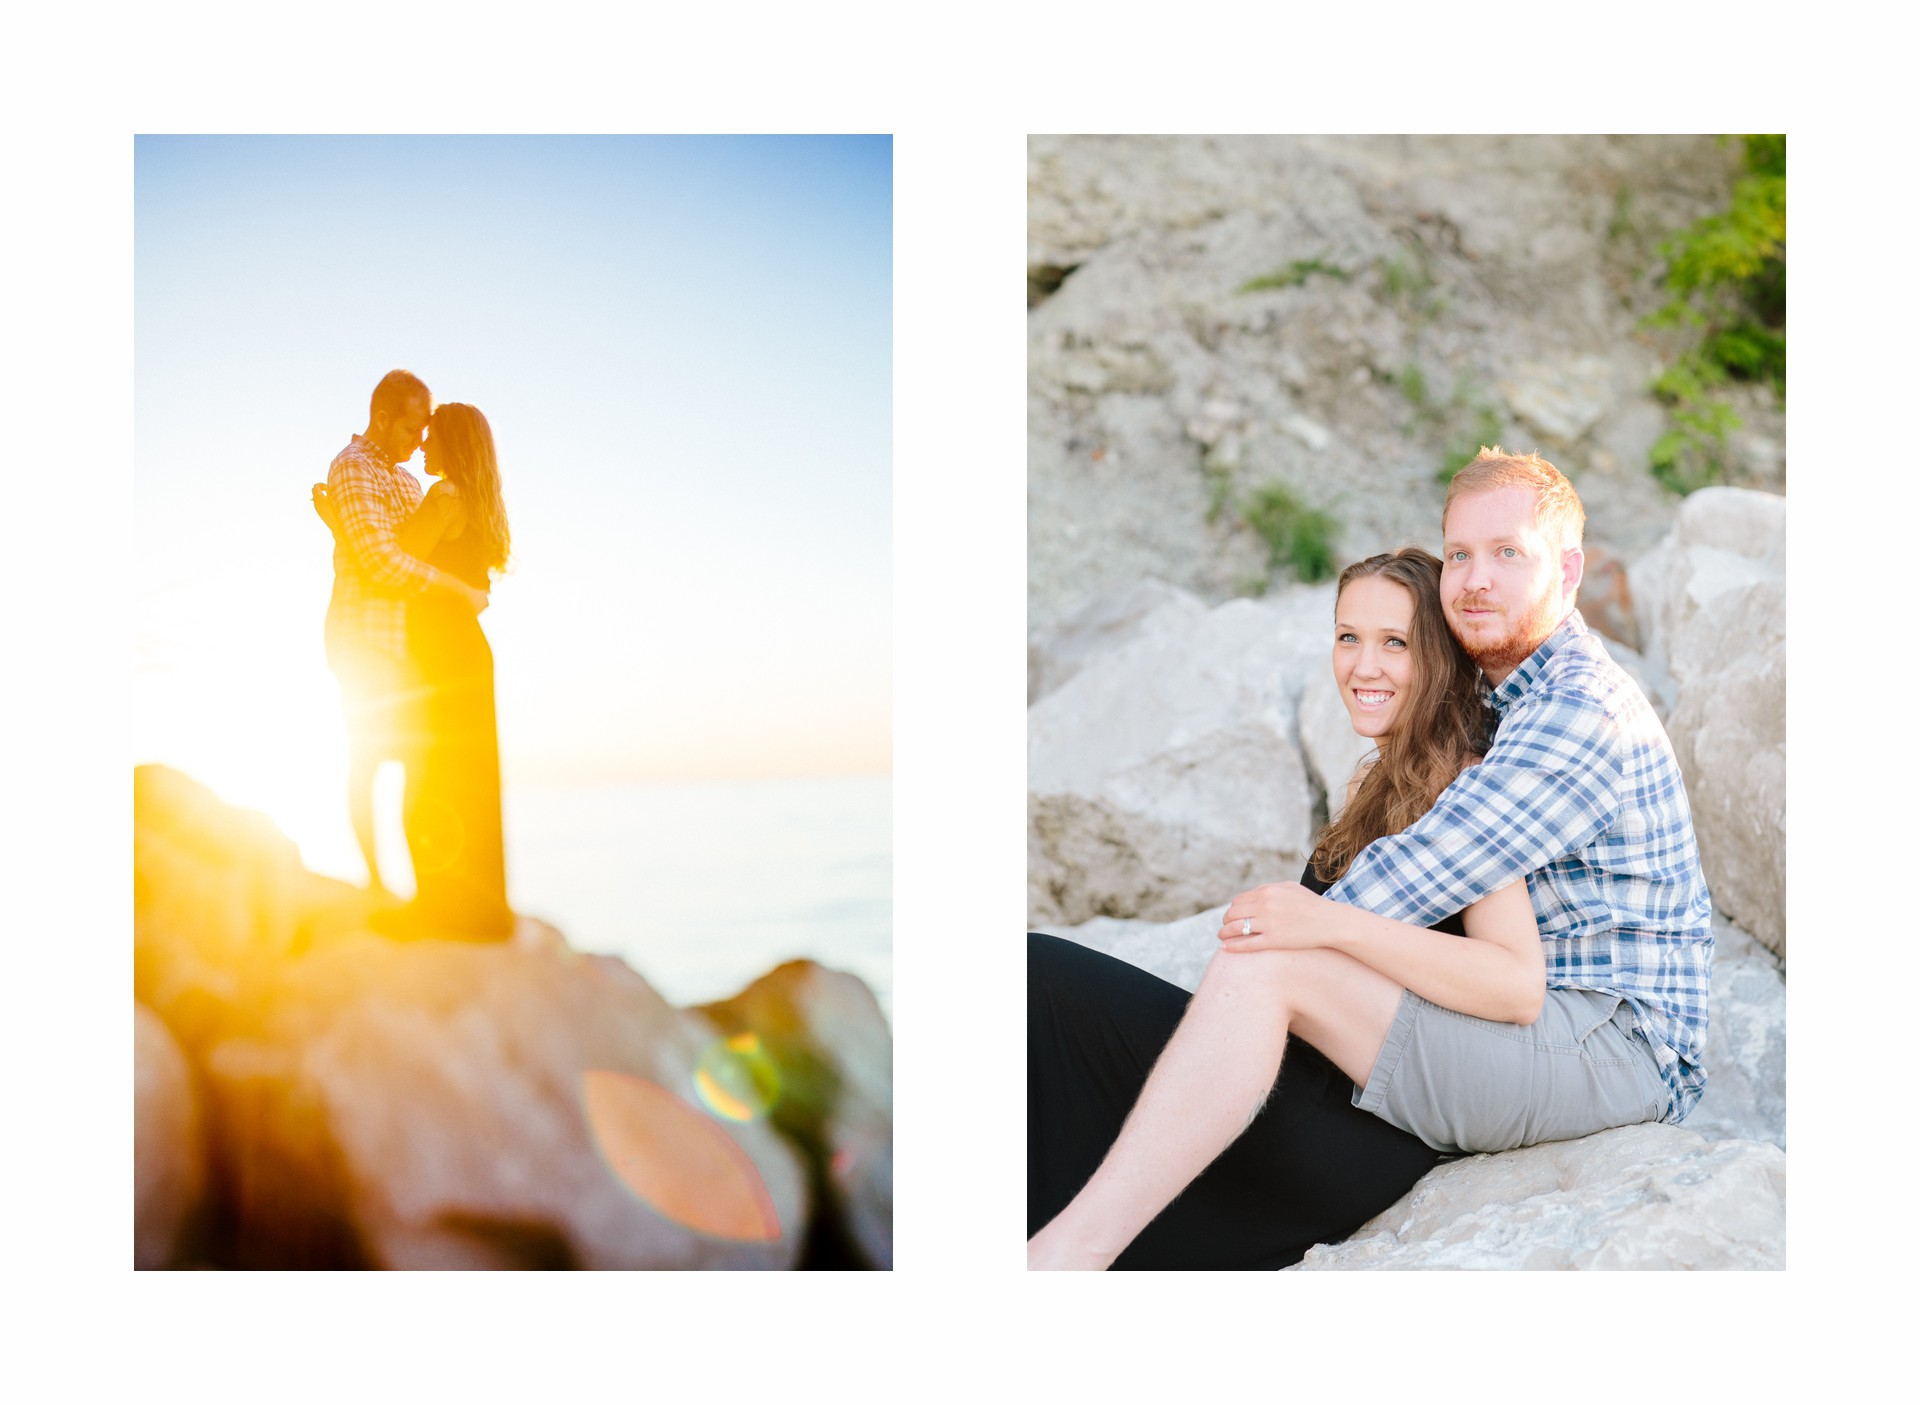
[1237,256,1350,294]
[1643,135,1785,493]
[1241,482,1339,584]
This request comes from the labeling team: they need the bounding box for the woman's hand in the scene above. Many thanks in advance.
[312,483,342,535]
[1216,882,1334,952]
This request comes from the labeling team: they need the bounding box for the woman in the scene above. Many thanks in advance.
[315,403,514,940]
[397,402,515,939]
[1027,547,1545,1270]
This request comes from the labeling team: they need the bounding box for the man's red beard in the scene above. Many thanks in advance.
[1448,591,1564,676]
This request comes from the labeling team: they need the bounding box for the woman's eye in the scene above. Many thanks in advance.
[1336,632,1356,644]
[1386,637,1407,648]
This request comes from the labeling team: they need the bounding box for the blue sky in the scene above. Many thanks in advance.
[134,134,892,855]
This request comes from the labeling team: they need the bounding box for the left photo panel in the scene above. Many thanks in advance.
[133,134,892,1269]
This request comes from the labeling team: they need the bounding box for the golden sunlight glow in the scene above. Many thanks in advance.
[135,588,373,884]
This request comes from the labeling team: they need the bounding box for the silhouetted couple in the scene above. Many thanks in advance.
[317,369,515,941]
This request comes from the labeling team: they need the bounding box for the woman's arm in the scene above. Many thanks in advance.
[398,481,464,560]
[1217,878,1546,1025]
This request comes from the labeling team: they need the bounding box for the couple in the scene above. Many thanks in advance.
[317,369,515,942]
[1028,449,1714,1270]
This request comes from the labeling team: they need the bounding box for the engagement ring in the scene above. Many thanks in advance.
[1241,918,1252,937]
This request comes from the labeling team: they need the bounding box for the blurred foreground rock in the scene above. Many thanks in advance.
[135,1003,204,1269]
[701,963,895,1270]
[134,765,892,1270]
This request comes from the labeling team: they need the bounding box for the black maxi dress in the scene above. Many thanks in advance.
[1028,867,1461,1270]
[405,513,513,939]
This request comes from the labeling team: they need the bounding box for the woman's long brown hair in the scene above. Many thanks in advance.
[431,402,511,578]
[1309,548,1491,883]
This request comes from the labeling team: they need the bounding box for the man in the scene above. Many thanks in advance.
[1298,447,1714,1137]
[321,369,489,897]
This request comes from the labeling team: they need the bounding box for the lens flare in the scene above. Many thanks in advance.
[693,1032,783,1123]
[580,1069,781,1242]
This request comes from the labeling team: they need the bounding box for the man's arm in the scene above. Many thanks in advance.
[327,459,482,610]
[1322,690,1622,926]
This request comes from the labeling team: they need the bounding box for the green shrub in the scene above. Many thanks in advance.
[1643,134,1785,494]
[1241,482,1339,584]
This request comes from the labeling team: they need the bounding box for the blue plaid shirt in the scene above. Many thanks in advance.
[1324,611,1714,1121]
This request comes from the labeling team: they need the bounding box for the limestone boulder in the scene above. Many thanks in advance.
[1048,906,1226,994]
[1684,916,1787,1149]
[1290,1123,1784,1270]
[1028,577,1208,705]
[700,961,894,1269]
[1631,489,1786,957]
[135,1003,205,1269]
[1028,590,1331,925]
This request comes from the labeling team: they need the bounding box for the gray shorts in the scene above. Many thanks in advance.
[1353,986,1672,1155]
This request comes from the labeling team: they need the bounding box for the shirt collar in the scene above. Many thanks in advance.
[1488,609,1587,716]
[351,432,395,470]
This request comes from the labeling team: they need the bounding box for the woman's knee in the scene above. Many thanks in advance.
[1199,946,1304,999]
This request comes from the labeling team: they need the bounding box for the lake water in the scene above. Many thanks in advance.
[499,774,891,1019]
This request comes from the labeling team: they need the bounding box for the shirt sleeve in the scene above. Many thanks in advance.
[1321,687,1623,926]
[327,456,438,595]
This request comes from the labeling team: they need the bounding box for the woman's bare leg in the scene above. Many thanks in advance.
[347,745,387,894]
[1027,946,1405,1270]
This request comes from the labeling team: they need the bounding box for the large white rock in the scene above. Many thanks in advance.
[135,1003,204,1269]
[1048,906,1227,993]
[1630,488,1786,958]
[1684,916,1787,1149]
[1028,592,1330,925]
[1290,1123,1784,1270]
[1028,577,1209,705]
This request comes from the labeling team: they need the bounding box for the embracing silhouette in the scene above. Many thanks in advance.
[316,369,515,941]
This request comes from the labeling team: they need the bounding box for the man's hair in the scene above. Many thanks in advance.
[1442,446,1585,553]
[369,369,431,425]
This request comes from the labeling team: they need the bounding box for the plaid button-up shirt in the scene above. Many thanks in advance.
[1324,611,1714,1121]
[323,433,438,665]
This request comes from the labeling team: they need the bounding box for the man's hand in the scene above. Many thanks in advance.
[1216,882,1332,953]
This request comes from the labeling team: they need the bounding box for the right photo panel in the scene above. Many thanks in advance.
[1026,134,1785,1270]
